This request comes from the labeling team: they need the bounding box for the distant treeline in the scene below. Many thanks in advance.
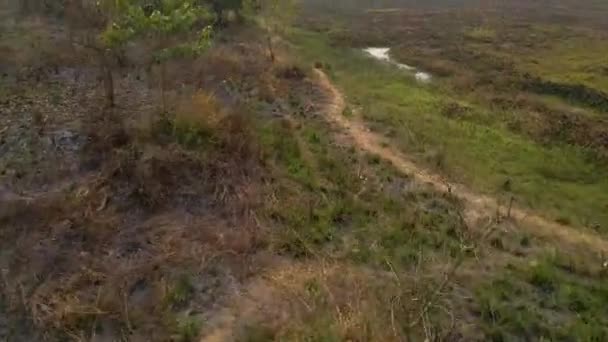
[300,0,492,11]
[300,0,608,15]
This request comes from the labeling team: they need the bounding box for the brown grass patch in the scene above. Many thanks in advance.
[200,257,474,342]
[1,93,265,339]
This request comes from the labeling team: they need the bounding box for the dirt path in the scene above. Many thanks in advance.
[313,68,608,253]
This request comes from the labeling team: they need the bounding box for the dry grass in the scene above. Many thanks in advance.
[1,69,267,342]
[0,18,303,340]
[1,116,265,340]
[203,249,488,342]
[175,91,228,129]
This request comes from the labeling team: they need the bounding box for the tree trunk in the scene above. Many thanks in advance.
[103,65,115,109]
[160,62,166,113]
[100,50,114,108]
[266,34,275,63]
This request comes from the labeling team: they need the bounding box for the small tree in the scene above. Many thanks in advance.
[65,0,213,111]
[64,0,124,108]
[245,0,297,62]
[104,0,214,112]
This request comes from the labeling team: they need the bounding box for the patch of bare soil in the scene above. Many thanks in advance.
[312,68,608,253]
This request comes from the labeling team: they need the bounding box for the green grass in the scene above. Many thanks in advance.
[171,315,202,342]
[256,109,469,268]
[475,250,608,341]
[519,37,608,94]
[165,274,195,308]
[288,29,608,231]
[460,23,608,111]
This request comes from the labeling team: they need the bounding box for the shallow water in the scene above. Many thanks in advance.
[363,47,391,61]
[363,47,431,82]
[415,72,431,82]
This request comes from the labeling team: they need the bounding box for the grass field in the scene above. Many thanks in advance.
[280,3,608,339]
[288,23,608,232]
[518,36,608,93]
[277,3,608,339]
[2,1,608,340]
[248,48,608,340]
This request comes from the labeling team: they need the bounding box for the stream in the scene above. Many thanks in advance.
[363,47,431,82]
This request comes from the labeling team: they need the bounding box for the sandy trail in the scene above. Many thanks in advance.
[313,68,608,253]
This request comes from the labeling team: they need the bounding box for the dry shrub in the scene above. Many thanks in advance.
[191,39,284,101]
[275,64,307,80]
[78,88,262,214]
[223,260,458,341]
[199,45,253,80]
[264,262,392,339]
[18,210,257,340]
[2,174,262,340]
[165,31,308,109]
[129,147,204,208]
[165,40,271,92]
[175,90,227,130]
[205,112,263,221]
[170,90,262,214]
[80,119,131,172]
